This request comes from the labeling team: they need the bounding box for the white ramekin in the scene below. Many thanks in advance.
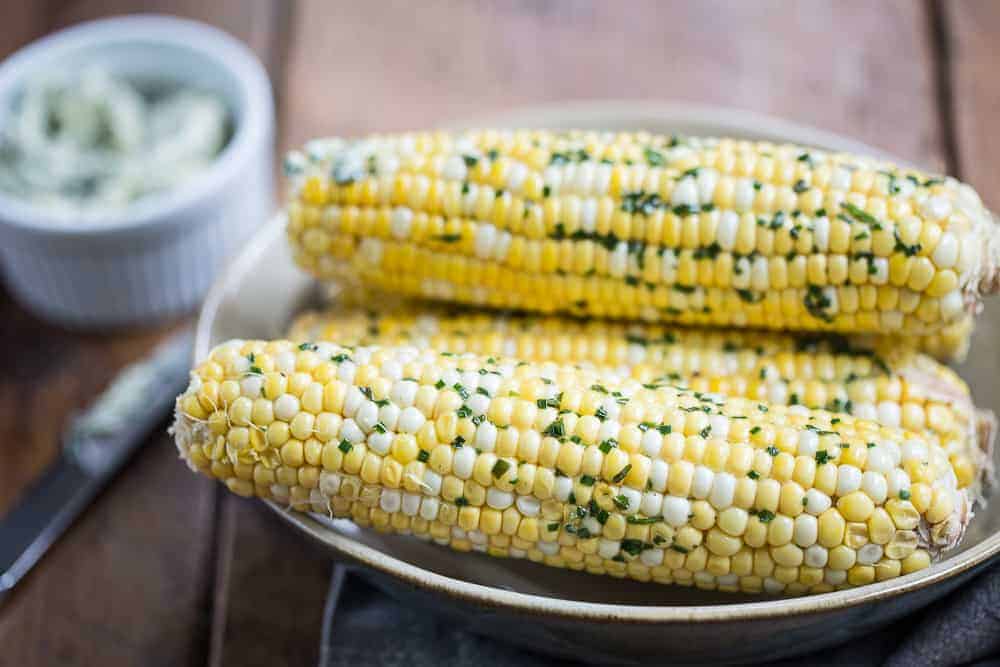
[0,15,274,328]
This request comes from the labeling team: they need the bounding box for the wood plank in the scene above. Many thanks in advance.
[0,436,218,666]
[49,0,290,80]
[207,497,332,667]
[939,0,1000,397]
[281,0,945,166]
[0,5,46,58]
[0,2,288,666]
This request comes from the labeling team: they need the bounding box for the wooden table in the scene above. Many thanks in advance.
[1,1,998,664]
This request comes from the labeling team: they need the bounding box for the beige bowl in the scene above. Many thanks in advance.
[195,102,1000,665]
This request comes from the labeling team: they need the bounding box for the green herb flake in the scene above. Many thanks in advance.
[612,464,633,484]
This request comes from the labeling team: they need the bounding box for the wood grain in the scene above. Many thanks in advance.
[49,0,291,80]
[282,0,945,165]
[207,497,332,667]
[0,437,218,666]
[0,2,286,665]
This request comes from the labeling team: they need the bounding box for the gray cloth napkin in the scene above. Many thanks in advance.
[319,562,1000,667]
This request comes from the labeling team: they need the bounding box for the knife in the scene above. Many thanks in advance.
[0,327,194,602]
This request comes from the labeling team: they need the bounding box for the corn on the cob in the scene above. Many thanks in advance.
[287,303,992,494]
[284,130,1000,336]
[173,339,972,595]
[866,316,974,364]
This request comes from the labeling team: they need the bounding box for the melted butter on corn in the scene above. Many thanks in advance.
[284,130,1000,336]
[173,339,972,596]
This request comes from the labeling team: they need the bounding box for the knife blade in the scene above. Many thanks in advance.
[0,327,194,602]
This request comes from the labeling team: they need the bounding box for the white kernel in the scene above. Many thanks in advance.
[582,516,602,536]
[453,447,476,479]
[837,464,863,496]
[940,290,964,320]
[734,179,755,212]
[708,415,730,441]
[342,386,363,416]
[853,402,877,421]
[618,488,641,514]
[380,489,401,513]
[857,543,884,565]
[793,514,818,547]
[240,375,263,398]
[537,541,559,555]
[640,549,665,567]
[468,394,490,417]
[865,446,894,474]
[887,469,910,496]
[516,495,540,517]
[486,488,514,509]
[649,460,669,492]
[932,232,958,269]
[598,539,620,559]
[804,545,828,568]
[825,569,847,585]
[339,419,364,443]
[869,258,889,284]
[861,471,888,503]
[506,162,528,193]
[798,430,820,457]
[274,394,301,422]
[708,472,736,509]
[763,578,786,594]
[398,406,426,433]
[921,195,952,220]
[553,475,573,502]
[581,199,598,232]
[390,380,418,408]
[830,167,851,190]
[355,400,379,432]
[877,402,901,428]
[812,215,830,252]
[401,492,421,516]
[378,403,400,431]
[640,430,663,457]
[319,472,341,497]
[696,168,718,204]
[640,491,663,517]
[670,177,698,207]
[442,155,467,181]
[368,431,392,455]
[380,360,403,381]
[422,470,442,496]
[390,207,413,240]
[419,497,440,520]
[716,211,739,251]
[691,466,714,499]
[900,440,927,461]
[804,489,831,515]
[662,496,691,527]
[598,421,621,443]
[275,350,296,374]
